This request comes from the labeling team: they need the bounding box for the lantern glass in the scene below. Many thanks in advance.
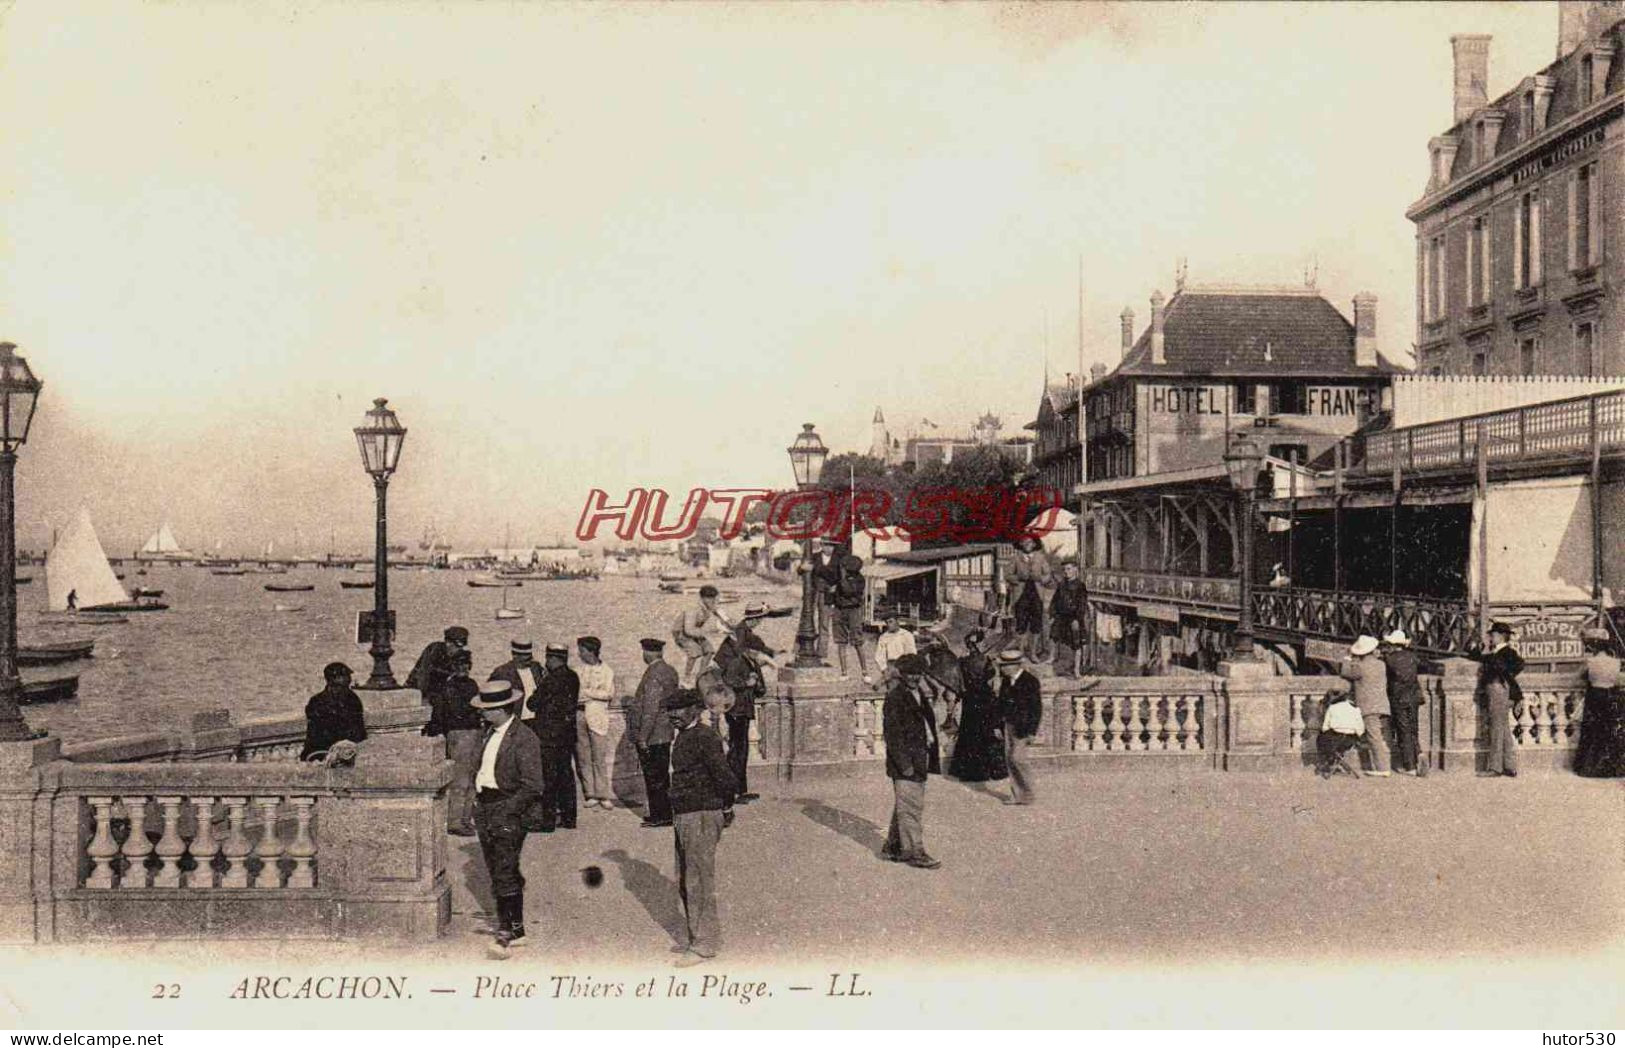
[0,343,42,450]
[786,423,828,489]
[1223,434,1263,493]
[354,397,407,477]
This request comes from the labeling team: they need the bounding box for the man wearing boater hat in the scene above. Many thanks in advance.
[712,602,777,803]
[1465,621,1525,777]
[470,678,545,959]
[575,636,615,810]
[1381,630,1426,777]
[527,642,581,828]
[881,653,942,869]
[665,686,737,965]
[490,640,546,724]
[996,648,1043,805]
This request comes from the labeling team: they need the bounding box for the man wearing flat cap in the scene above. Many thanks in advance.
[881,653,942,869]
[490,640,546,724]
[300,662,367,763]
[996,649,1043,805]
[1466,621,1524,777]
[470,679,545,959]
[665,686,737,965]
[527,643,581,828]
[575,636,615,810]
[632,638,678,827]
[406,625,469,712]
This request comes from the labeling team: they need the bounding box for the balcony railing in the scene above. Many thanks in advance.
[1253,586,1475,653]
[1085,568,1239,609]
[1345,388,1625,477]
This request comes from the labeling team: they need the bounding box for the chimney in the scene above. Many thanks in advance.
[1119,307,1135,357]
[1149,291,1167,366]
[1353,292,1378,369]
[1555,1,1621,58]
[1451,34,1492,124]
[1089,363,1107,385]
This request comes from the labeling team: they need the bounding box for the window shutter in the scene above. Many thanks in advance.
[1589,164,1602,266]
[1514,198,1525,288]
[1466,226,1477,305]
[1531,192,1544,286]
[1568,175,1579,271]
[1481,218,1492,302]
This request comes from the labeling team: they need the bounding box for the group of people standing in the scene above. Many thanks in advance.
[1318,620,1625,780]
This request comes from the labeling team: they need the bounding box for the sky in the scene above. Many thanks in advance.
[0,1,1559,554]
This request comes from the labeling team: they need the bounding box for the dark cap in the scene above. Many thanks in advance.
[577,635,601,654]
[661,688,704,711]
[323,661,353,682]
[699,584,720,598]
[640,638,666,652]
[545,643,569,658]
[444,626,470,643]
[895,654,926,676]
[1488,621,1515,637]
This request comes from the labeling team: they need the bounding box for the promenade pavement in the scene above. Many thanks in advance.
[444,763,1625,965]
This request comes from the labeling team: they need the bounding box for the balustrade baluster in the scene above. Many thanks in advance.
[219,797,251,888]
[151,796,186,889]
[1567,692,1584,745]
[252,796,285,888]
[1088,698,1106,751]
[186,797,218,889]
[85,796,118,890]
[285,797,317,889]
[118,796,154,890]
[1070,697,1086,751]
[1535,695,1555,746]
[1288,696,1305,751]
[1133,698,1150,751]
[871,700,886,758]
[1153,698,1170,750]
[1513,699,1533,747]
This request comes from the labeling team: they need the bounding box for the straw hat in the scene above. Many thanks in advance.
[1349,635,1379,657]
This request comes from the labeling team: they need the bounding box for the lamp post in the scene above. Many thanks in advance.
[353,398,407,690]
[1222,433,1264,658]
[0,343,41,742]
[787,423,829,669]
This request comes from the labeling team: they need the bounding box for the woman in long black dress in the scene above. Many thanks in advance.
[948,630,1007,782]
[1574,628,1624,778]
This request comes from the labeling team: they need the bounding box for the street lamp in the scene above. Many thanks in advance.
[354,397,407,690]
[787,422,829,669]
[0,343,41,741]
[1223,433,1264,658]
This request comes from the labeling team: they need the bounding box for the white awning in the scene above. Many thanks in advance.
[864,562,937,583]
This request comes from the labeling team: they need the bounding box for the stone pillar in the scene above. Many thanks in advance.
[321,759,453,940]
[0,736,62,944]
[1436,658,1482,773]
[1217,660,1287,771]
[778,672,860,781]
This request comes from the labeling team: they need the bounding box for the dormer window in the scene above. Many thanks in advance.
[1475,120,1487,161]
[1521,91,1536,135]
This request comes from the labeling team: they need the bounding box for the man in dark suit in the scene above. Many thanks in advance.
[1466,621,1525,778]
[525,643,581,828]
[470,679,546,959]
[714,603,776,803]
[300,661,367,762]
[668,685,738,966]
[881,653,941,869]
[996,648,1043,805]
[405,625,469,709]
[632,638,679,828]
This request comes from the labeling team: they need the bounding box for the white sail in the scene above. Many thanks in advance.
[46,507,129,611]
[140,521,185,554]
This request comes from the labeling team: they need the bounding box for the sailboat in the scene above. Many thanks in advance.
[45,507,169,614]
[138,521,191,562]
[495,585,525,621]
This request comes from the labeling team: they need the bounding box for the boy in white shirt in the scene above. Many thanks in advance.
[1316,690,1366,779]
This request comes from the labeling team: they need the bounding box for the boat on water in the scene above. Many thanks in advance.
[494,585,525,620]
[132,587,164,599]
[20,676,79,705]
[138,522,193,563]
[468,575,521,588]
[47,508,170,613]
[19,639,95,665]
[37,611,128,626]
[211,568,249,576]
[339,579,374,589]
[265,583,314,592]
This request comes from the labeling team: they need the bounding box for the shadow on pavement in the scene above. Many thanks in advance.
[601,847,685,946]
[456,839,493,916]
[795,797,886,854]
